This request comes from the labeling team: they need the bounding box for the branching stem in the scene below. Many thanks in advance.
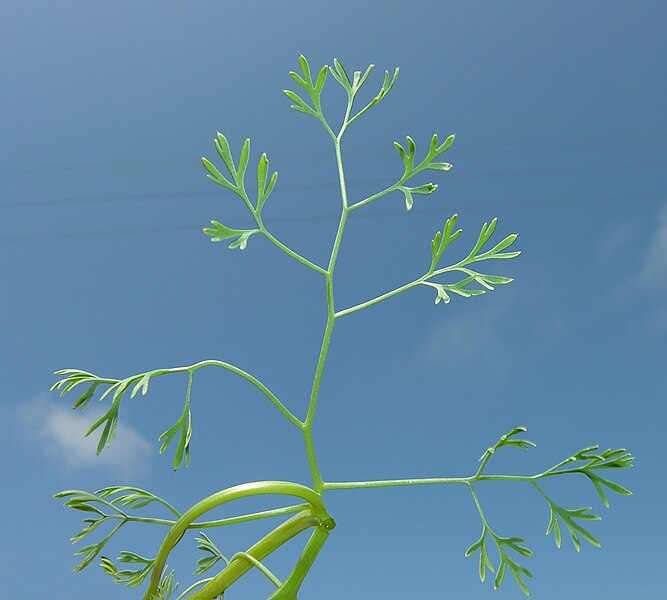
[150,360,302,429]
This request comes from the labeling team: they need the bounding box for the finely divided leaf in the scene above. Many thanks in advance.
[203,221,260,250]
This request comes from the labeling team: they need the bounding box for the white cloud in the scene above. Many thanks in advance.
[418,302,510,371]
[19,394,152,478]
[639,199,667,290]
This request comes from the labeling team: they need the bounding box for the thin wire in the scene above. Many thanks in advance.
[2,161,666,212]
[1,131,665,180]
[0,191,661,243]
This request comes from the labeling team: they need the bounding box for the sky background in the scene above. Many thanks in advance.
[1,2,665,599]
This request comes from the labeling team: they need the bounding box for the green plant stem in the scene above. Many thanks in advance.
[144,482,326,600]
[322,468,600,491]
[255,215,327,275]
[335,249,513,318]
[302,135,351,493]
[335,278,423,317]
[137,360,302,429]
[267,522,331,599]
[104,504,309,529]
[185,510,323,600]
[228,552,282,587]
[349,182,402,211]
[466,482,488,526]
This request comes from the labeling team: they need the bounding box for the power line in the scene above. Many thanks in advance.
[2,162,666,212]
[1,131,665,181]
[0,191,662,243]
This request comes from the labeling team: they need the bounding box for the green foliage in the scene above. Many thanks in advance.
[465,528,533,596]
[194,533,228,576]
[202,221,259,249]
[420,215,519,305]
[101,552,157,587]
[53,367,194,470]
[53,56,632,600]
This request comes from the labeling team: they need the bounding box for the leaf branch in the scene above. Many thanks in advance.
[334,215,518,317]
[53,359,303,469]
[465,484,533,596]
[201,133,326,274]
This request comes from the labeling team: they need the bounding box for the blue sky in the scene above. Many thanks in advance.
[1,2,665,598]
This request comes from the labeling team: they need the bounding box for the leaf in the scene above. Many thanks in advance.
[546,503,601,552]
[71,516,109,543]
[289,70,308,89]
[475,274,514,290]
[256,153,278,212]
[203,221,260,250]
[430,214,463,269]
[72,382,100,411]
[314,65,328,92]
[585,472,632,508]
[397,183,437,211]
[237,138,250,180]
[194,532,228,575]
[201,157,234,191]
[85,399,121,454]
[151,569,178,600]
[283,89,318,117]
[214,132,235,175]
[298,54,312,87]
[466,528,532,596]
[130,372,153,399]
[465,531,494,582]
[394,136,415,175]
[102,552,157,587]
[330,58,352,91]
[158,378,192,471]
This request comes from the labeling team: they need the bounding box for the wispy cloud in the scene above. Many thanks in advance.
[418,302,510,372]
[19,394,152,478]
[639,199,667,291]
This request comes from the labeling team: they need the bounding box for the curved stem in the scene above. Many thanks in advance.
[228,552,282,587]
[143,481,325,600]
[146,360,302,430]
[267,522,331,599]
[185,510,323,600]
[112,504,309,529]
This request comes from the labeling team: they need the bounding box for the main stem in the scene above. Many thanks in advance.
[303,136,350,494]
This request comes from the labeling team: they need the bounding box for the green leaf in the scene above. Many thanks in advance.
[85,399,121,454]
[130,372,152,399]
[158,376,192,470]
[203,221,260,250]
[256,153,278,212]
[314,65,328,92]
[214,132,235,175]
[546,503,601,552]
[283,89,318,117]
[151,568,178,600]
[201,157,234,191]
[194,532,228,575]
[72,382,100,411]
[430,214,462,270]
[467,528,533,596]
[298,54,312,87]
[330,58,352,91]
[289,70,308,89]
[585,472,632,509]
[397,183,437,211]
[235,138,250,183]
[102,552,157,587]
